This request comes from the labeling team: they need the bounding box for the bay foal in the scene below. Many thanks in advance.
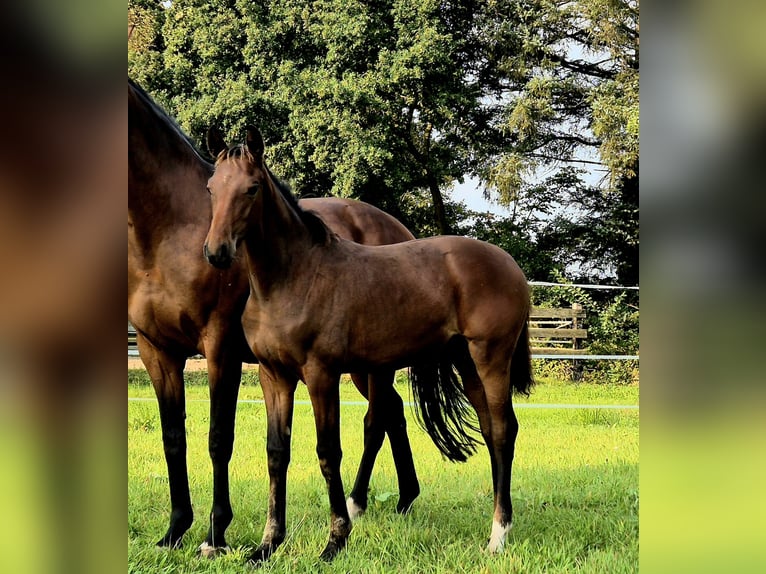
[129,81,419,554]
[204,127,532,563]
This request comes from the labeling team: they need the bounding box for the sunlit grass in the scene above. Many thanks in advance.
[128,370,638,573]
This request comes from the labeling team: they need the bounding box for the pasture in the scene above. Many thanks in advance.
[128,369,638,573]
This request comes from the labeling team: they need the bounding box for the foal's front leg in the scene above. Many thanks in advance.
[306,368,352,561]
[198,342,242,556]
[248,365,297,565]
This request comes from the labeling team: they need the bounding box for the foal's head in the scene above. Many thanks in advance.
[203,126,268,269]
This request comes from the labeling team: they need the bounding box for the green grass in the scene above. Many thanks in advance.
[129,370,638,573]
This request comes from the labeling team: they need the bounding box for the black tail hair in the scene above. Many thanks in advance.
[511,318,534,396]
[409,358,481,463]
[410,315,532,462]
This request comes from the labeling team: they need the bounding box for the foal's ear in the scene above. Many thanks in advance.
[206,125,228,159]
[245,126,265,161]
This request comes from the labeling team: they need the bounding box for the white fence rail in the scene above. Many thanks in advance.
[128,282,639,361]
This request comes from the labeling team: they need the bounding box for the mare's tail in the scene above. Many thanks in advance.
[511,317,534,396]
[409,356,480,463]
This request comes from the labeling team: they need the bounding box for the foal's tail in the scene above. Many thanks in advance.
[409,314,532,462]
[409,356,480,463]
[511,317,534,396]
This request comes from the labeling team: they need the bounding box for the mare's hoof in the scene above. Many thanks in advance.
[197,541,229,558]
[396,485,420,514]
[155,512,193,549]
[396,495,418,514]
[156,533,184,549]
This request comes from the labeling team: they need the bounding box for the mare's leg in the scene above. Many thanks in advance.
[137,334,192,547]
[198,342,243,556]
[466,340,518,553]
[381,375,420,514]
[306,368,352,561]
[347,371,419,519]
[248,365,297,565]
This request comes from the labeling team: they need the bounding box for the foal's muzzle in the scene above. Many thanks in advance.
[204,242,233,269]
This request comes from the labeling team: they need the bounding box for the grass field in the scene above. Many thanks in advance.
[129,371,639,573]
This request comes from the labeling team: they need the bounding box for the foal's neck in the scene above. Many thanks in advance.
[243,176,321,297]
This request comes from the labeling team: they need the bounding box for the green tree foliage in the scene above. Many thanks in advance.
[483,0,639,285]
[130,0,501,235]
[486,0,639,196]
[128,0,639,285]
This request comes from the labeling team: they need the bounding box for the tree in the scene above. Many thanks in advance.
[482,0,639,284]
[128,0,639,281]
[129,0,503,235]
[128,0,170,88]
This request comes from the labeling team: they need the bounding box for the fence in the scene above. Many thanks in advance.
[529,304,588,357]
[128,282,639,361]
[528,281,639,361]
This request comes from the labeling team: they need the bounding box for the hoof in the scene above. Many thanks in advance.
[319,539,346,562]
[197,541,229,559]
[396,496,417,514]
[247,544,275,565]
[346,497,366,521]
[396,483,420,514]
[156,533,184,549]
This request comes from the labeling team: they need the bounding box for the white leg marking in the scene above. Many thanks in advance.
[346,496,365,521]
[487,519,512,553]
[197,540,229,558]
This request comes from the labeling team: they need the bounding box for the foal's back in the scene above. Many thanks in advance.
[297,234,529,369]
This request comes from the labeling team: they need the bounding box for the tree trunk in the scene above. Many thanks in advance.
[427,173,451,235]
[616,169,639,287]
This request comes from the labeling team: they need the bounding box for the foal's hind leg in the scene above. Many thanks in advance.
[346,371,419,520]
[137,335,193,548]
[460,341,519,553]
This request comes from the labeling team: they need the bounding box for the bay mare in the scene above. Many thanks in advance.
[204,126,533,563]
[128,80,420,554]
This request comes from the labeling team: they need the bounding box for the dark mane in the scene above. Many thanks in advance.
[128,78,213,164]
[223,144,334,245]
[270,169,336,246]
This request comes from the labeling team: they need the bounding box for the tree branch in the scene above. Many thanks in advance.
[528,153,606,167]
[548,53,617,80]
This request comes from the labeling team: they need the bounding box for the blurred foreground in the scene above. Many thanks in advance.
[641,1,766,572]
[0,3,124,574]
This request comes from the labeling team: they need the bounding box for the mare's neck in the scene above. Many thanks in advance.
[128,100,213,253]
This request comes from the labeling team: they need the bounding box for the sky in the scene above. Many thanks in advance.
[449,176,511,215]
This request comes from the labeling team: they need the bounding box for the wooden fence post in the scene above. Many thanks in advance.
[572,303,583,380]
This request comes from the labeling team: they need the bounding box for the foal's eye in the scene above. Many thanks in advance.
[246,183,260,196]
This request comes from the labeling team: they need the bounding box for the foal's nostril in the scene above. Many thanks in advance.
[204,242,233,269]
